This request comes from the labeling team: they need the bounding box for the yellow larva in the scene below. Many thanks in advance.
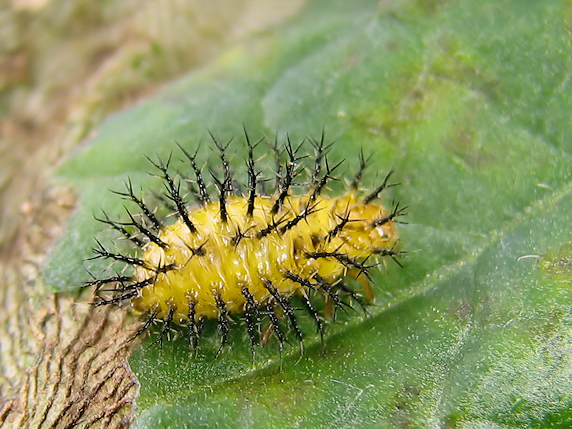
[88,133,404,352]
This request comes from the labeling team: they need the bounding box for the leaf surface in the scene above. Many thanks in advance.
[43,0,572,427]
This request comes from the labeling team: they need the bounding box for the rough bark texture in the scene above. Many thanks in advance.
[0,186,141,428]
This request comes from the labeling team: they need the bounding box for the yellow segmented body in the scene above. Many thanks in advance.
[133,192,397,322]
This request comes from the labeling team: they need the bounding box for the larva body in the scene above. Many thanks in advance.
[134,192,396,320]
[89,134,404,351]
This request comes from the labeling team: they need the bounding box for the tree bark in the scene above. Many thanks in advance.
[0,186,140,428]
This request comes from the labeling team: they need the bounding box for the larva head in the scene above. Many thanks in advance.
[329,192,399,254]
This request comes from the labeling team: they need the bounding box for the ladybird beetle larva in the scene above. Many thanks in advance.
[86,131,405,354]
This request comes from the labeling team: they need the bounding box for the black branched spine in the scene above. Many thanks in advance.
[245,129,260,218]
[241,286,260,353]
[187,296,200,351]
[89,238,149,268]
[363,169,396,204]
[131,312,158,342]
[124,208,168,249]
[215,292,230,353]
[148,155,197,233]
[265,303,285,354]
[177,143,211,206]
[95,211,145,247]
[155,306,175,348]
[371,201,408,227]
[113,178,161,230]
[209,134,233,223]
[263,279,303,351]
[279,202,318,234]
[351,149,372,191]
[271,137,303,214]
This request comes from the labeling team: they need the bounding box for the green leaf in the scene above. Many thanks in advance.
[43,0,572,427]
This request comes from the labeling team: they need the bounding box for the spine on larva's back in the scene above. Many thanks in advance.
[86,132,405,354]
